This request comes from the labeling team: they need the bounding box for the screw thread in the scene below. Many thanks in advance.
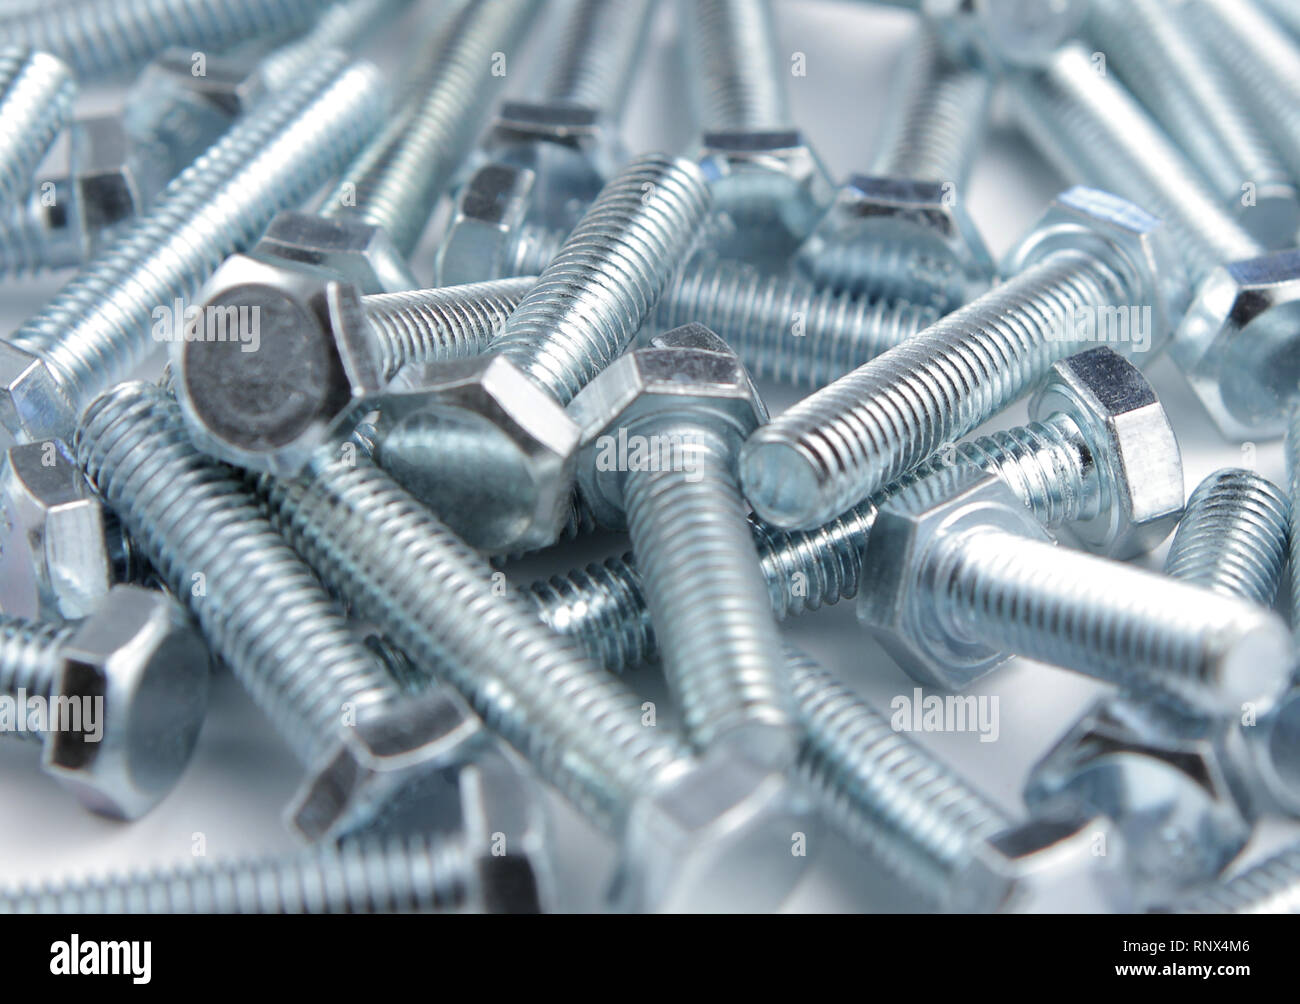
[0,834,476,914]
[362,276,536,379]
[657,260,939,388]
[685,0,790,131]
[940,526,1287,713]
[872,26,991,186]
[1179,838,1300,914]
[622,429,795,761]
[788,649,1010,908]
[74,383,394,766]
[741,250,1125,529]
[0,0,325,79]
[1286,406,1300,639]
[543,0,655,117]
[0,48,74,205]
[1008,44,1261,282]
[490,154,710,405]
[260,0,409,93]
[8,56,385,436]
[0,196,80,278]
[502,222,566,278]
[0,614,72,744]
[1164,469,1289,607]
[256,457,693,833]
[1087,0,1294,235]
[530,554,654,673]
[797,236,972,313]
[321,0,537,257]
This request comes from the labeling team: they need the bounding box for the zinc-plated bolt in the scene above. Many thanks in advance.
[569,325,795,767]
[0,54,387,446]
[787,647,1128,912]
[542,0,656,118]
[867,0,1087,69]
[0,585,209,820]
[0,48,74,205]
[1287,406,1300,638]
[1008,43,1263,285]
[858,466,1290,713]
[1086,0,1299,249]
[0,0,329,80]
[795,25,995,312]
[252,453,812,912]
[1179,838,1300,914]
[1164,469,1289,608]
[740,186,1181,530]
[74,382,489,842]
[685,0,790,132]
[534,347,1185,671]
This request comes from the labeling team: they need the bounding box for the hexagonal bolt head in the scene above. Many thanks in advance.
[611,752,815,912]
[1024,697,1255,906]
[124,48,264,179]
[0,340,77,445]
[43,585,211,821]
[0,439,120,621]
[483,100,624,231]
[174,254,386,477]
[254,211,418,295]
[926,0,1088,69]
[857,467,1051,690]
[569,323,768,529]
[951,808,1132,913]
[795,174,995,311]
[369,355,581,555]
[697,130,834,271]
[1004,185,1188,352]
[1171,248,1300,439]
[59,115,164,242]
[287,685,492,843]
[436,162,538,286]
[1028,346,1183,558]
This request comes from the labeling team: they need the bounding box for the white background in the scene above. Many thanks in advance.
[2,0,1297,912]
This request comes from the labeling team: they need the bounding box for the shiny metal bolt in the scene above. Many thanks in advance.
[0,48,74,205]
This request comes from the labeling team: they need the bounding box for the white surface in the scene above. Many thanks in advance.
[1,0,1297,912]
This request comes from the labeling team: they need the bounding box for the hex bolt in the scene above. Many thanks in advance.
[534,348,1185,671]
[1178,838,1300,914]
[542,0,656,119]
[656,259,940,388]
[0,759,552,914]
[857,466,1290,713]
[0,0,328,80]
[0,48,75,205]
[787,647,1128,912]
[740,186,1181,530]
[569,325,796,767]
[1086,0,1299,249]
[1164,469,1290,608]
[1008,43,1263,285]
[73,382,492,842]
[686,0,790,131]
[0,54,387,445]
[251,453,812,912]
[866,0,1087,69]
[0,585,210,821]
[795,25,995,311]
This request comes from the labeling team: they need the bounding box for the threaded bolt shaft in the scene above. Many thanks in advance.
[361,276,536,379]
[1087,0,1297,248]
[685,0,790,131]
[657,260,939,388]
[255,456,693,834]
[321,0,538,257]
[0,834,481,914]
[543,0,655,118]
[489,153,711,405]
[1008,44,1262,283]
[741,249,1129,529]
[0,48,74,205]
[0,614,74,745]
[0,193,82,278]
[501,222,566,279]
[0,0,327,80]
[1256,0,1300,41]
[1287,405,1300,639]
[260,0,410,93]
[1179,838,1300,914]
[3,55,386,443]
[74,382,396,767]
[1164,469,1289,607]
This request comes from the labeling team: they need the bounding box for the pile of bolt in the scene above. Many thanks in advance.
[5,0,1300,916]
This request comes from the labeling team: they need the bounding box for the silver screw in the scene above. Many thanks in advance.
[0,48,75,205]
[1178,838,1300,914]
[542,0,656,118]
[740,186,1180,530]
[74,382,487,841]
[685,0,790,131]
[0,585,209,820]
[0,54,387,445]
[1087,0,1299,249]
[569,325,796,767]
[868,0,1086,69]
[0,0,328,80]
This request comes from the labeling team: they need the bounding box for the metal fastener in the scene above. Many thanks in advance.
[0,47,75,205]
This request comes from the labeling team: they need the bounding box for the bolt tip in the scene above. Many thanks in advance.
[740,435,831,529]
